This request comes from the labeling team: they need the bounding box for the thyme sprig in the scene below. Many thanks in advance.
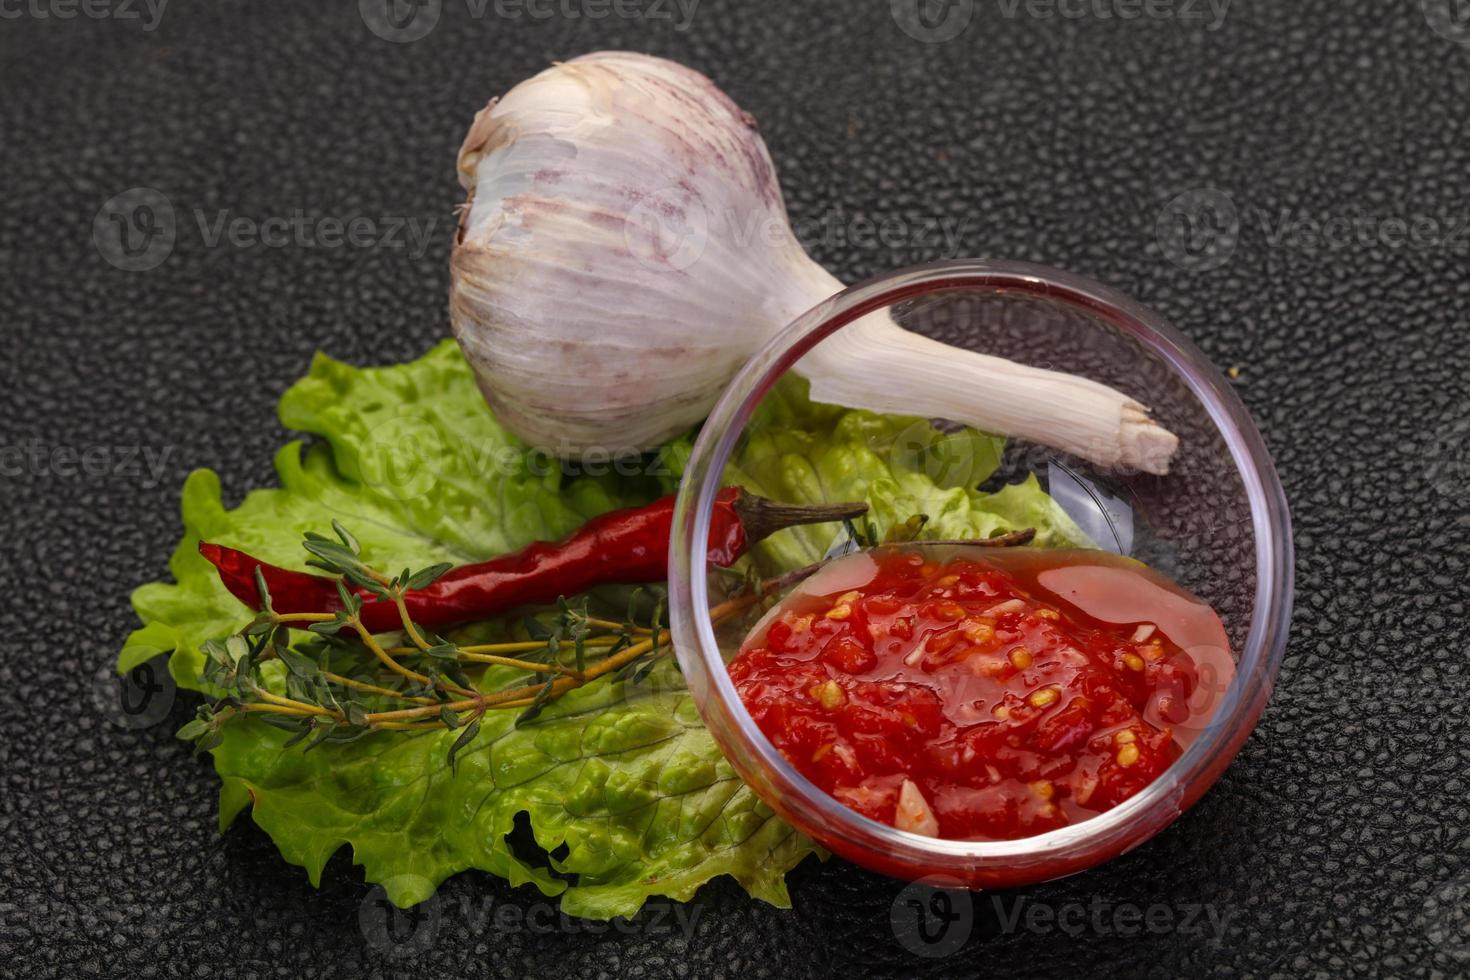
[179,522,764,766]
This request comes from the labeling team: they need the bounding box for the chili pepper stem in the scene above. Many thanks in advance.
[909,529,1037,548]
[732,490,870,546]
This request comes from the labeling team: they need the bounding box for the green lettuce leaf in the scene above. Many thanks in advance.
[210,657,809,918]
[121,339,1087,918]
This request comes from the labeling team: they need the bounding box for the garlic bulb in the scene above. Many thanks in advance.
[451,51,1178,474]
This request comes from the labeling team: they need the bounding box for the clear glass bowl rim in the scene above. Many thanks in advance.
[668,258,1293,872]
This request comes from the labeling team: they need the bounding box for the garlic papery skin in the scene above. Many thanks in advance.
[450,51,1178,474]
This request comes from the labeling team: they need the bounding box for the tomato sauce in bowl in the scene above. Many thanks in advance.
[728,546,1233,841]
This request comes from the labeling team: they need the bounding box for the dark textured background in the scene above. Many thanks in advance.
[3,0,1469,977]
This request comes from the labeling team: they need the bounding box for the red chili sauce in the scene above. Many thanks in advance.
[728,547,1232,840]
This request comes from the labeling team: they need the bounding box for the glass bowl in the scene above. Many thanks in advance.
[667,259,1292,888]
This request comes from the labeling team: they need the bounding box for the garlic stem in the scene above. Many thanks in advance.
[805,318,1177,474]
[790,265,1179,475]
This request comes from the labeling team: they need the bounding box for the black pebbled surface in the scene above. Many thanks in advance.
[3,1,1469,977]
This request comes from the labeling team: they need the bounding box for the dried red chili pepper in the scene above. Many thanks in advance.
[198,488,866,633]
